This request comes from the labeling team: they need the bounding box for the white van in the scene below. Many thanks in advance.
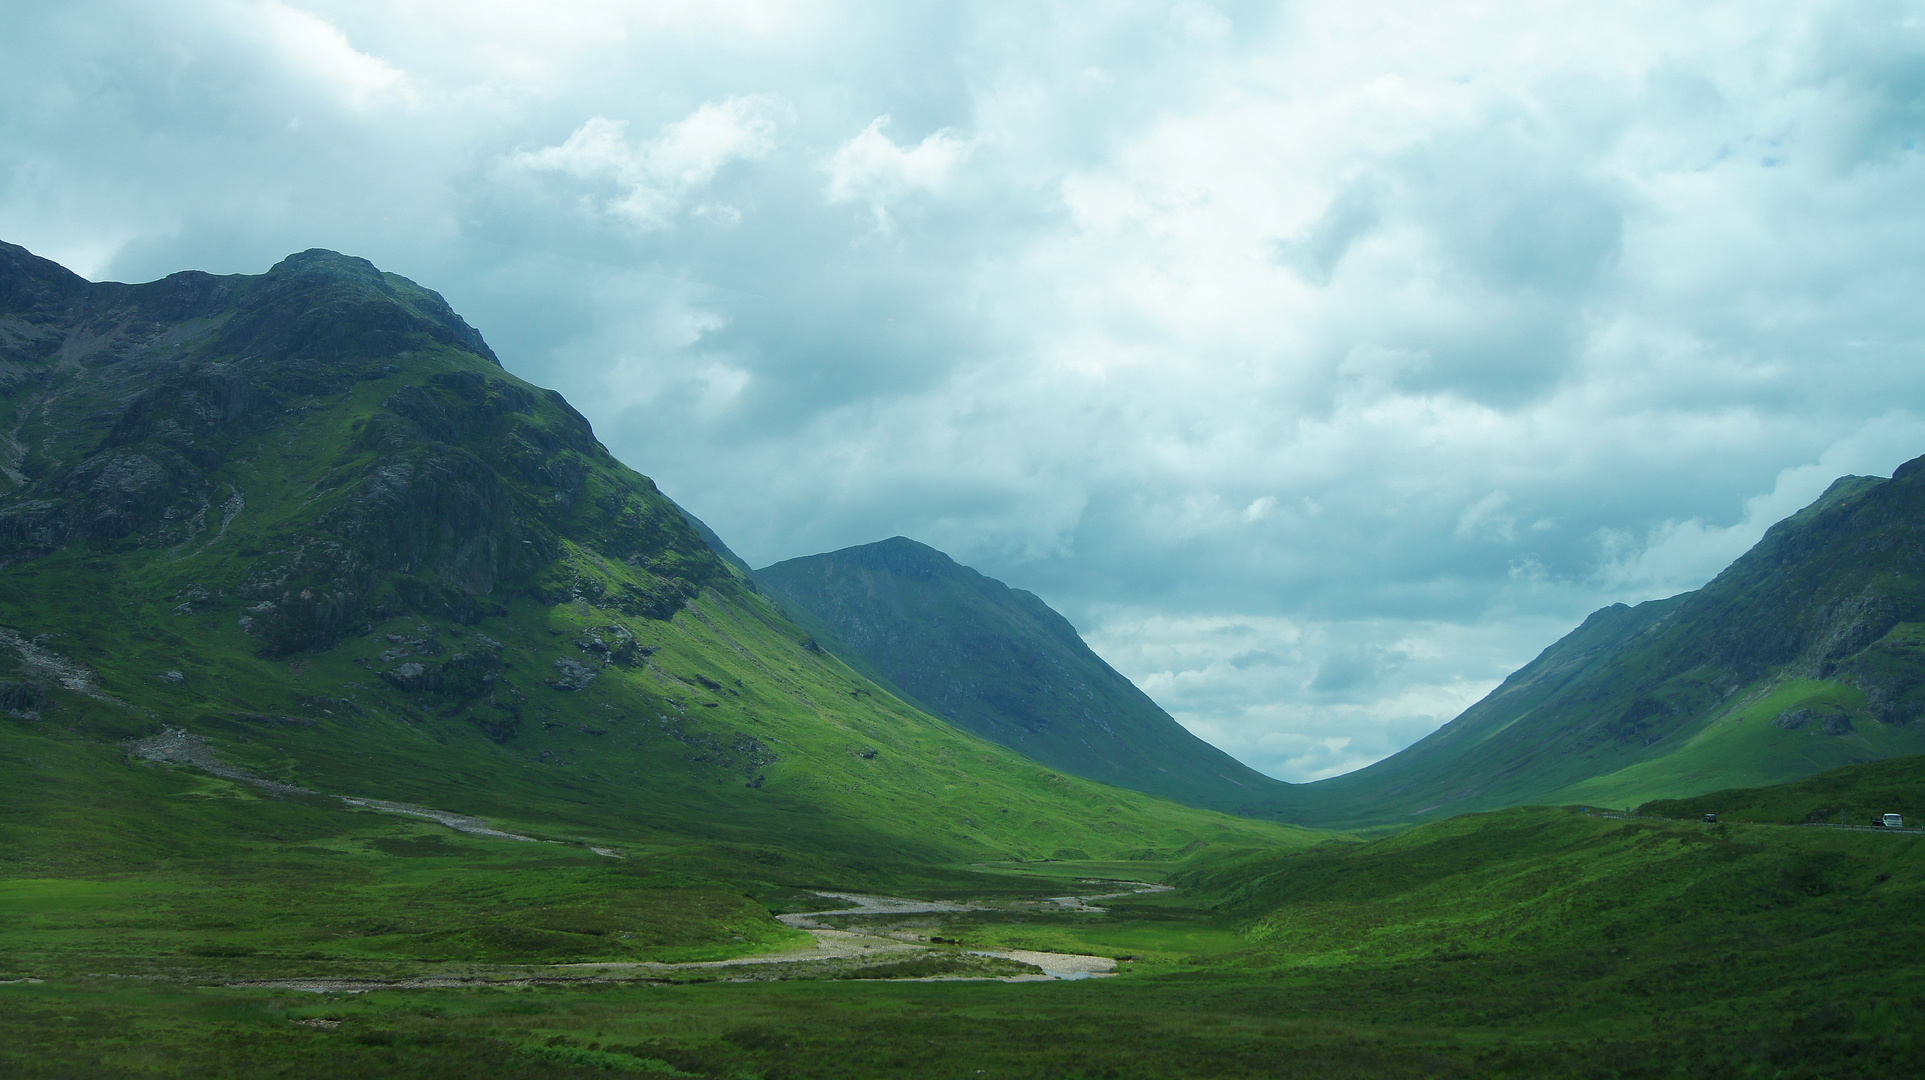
[1884,813,1904,829]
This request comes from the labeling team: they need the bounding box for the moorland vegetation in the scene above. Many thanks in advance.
[1,242,1920,1078]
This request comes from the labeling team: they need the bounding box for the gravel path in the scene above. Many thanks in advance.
[335,797,540,843]
[126,728,544,842]
[126,728,313,798]
[0,627,133,707]
[775,892,980,926]
[973,948,1115,979]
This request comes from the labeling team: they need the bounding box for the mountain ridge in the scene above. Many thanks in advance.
[1298,464,1925,826]
[755,536,1300,817]
[10,235,1922,843]
[0,240,1314,896]
[750,466,1925,832]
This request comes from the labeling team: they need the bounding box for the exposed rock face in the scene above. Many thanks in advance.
[380,662,437,694]
[0,241,724,658]
[0,247,499,557]
[369,630,517,737]
[1773,708,1856,735]
[0,678,47,718]
[551,657,599,691]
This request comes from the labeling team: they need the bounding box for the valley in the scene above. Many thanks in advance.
[1,241,1921,1077]
[6,784,1922,1077]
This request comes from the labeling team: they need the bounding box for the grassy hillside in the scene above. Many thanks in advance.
[1298,471,1925,827]
[6,770,1921,1078]
[1640,753,1925,825]
[0,241,1322,983]
[1183,806,1924,971]
[757,537,1299,817]
[1162,795,1925,1071]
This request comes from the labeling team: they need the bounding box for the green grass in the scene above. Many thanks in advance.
[1548,679,1925,809]
[4,795,1923,1076]
[1639,753,1925,825]
[3,968,1918,1080]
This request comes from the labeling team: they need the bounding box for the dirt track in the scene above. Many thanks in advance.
[229,885,1159,992]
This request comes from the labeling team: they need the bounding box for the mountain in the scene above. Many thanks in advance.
[748,465,1925,833]
[1298,467,1925,827]
[0,240,1316,947]
[4,241,1918,1077]
[754,537,1298,817]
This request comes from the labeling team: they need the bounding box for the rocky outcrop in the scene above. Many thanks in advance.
[0,678,47,718]
[550,657,599,691]
[1772,707,1856,735]
[0,242,726,659]
[376,637,518,740]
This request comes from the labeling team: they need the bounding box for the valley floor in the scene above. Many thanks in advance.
[9,724,1925,1079]
[6,822,1925,1079]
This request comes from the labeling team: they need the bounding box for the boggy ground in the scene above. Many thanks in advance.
[3,921,1920,1079]
[7,815,1925,1079]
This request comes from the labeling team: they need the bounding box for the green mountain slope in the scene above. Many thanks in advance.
[1300,469,1925,827]
[755,537,1299,817]
[1639,753,1925,825]
[0,240,1319,969]
[1169,788,1925,1057]
[1187,803,1925,981]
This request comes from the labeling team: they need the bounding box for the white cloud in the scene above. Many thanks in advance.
[9,0,1925,781]
[510,97,789,229]
[827,117,973,206]
[1082,609,1534,780]
[1595,410,1925,600]
[250,1,412,111]
[1455,491,1516,543]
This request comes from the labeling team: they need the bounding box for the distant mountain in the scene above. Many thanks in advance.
[0,240,1308,887]
[751,469,1925,832]
[1300,466,1925,827]
[755,537,1299,817]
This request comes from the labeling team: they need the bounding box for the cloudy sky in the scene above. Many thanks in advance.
[6,0,1925,781]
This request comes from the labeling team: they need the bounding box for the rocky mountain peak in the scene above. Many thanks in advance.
[0,240,89,317]
[0,241,717,665]
[832,536,964,581]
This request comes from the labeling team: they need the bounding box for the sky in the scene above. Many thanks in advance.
[5,1,1925,781]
